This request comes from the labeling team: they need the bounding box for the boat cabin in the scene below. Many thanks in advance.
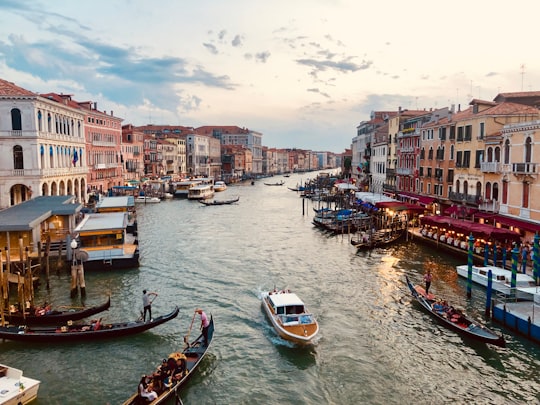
[267,292,314,325]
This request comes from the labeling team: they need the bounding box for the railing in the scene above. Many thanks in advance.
[480,161,501,173]
[513,163,536,174]
[396,168,413,175]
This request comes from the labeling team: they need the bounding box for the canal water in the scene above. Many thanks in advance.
[1,173,540,405]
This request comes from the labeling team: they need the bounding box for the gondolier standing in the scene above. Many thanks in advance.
[197,309,210,346]
[423,269,433,296]
[143,290,158,322]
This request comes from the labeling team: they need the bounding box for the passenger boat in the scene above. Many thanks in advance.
[455,264,536,300]
[135,196,161,204]
[261,289,319,345]
[405,276,505,347]
[3,296,110,326]
[213,181,227,192]
[264,181,284,186]
[73,212,139,270]
[0,364,40,405]
[171,180,202,198]
[121,313,214,405]
[199,196,239,206]
[0,307,179,343]
[187,184,214,200]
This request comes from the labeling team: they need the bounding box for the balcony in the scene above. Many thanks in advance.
[449,192,480,204]
[396,168,413,175]
[481,161,501,173]
[512,162,536,174]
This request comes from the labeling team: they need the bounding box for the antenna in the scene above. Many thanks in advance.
[520,64,526,91]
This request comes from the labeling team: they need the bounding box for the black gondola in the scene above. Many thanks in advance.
[0,306,179,343]
[3,296,111,326]
[405,276,505,347]
[122,314,214,405]
[199,196,240,206]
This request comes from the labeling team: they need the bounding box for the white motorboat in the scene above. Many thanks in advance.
[134,196,161,204]
[261,289,319,345]
[0,364,40,405]
[214,181,227,192]
[456,264,536,299]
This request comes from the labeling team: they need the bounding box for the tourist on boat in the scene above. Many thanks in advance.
[142,290,158,322]
[197,308,210,346]
[141,381,158,402]
[423,269,433,295]
[172,357,188,382]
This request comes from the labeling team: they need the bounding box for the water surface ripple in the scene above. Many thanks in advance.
[1,174,540,404]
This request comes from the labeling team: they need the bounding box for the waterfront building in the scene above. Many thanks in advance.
[371,122,389,194]
[221,144,252,181]
[121,124,145,183]
[0,79,88,208]
[197,126,263,175]
[76,100,123,194]
[143,136,161,177]
[186,132,212,177]
[451,99,539,214]
[163,136,186,178]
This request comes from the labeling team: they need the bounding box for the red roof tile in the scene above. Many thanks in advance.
[0,78,36,97]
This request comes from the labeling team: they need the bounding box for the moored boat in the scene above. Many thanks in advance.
[0,364,40,405]
[121,313,214,405]
[3,296,110,326]
[405,276,505,347]
[135,196,161,204]
[261,289,319,345]
[187,184,214,200]
[455,264,536,300]
[0,306,179,343]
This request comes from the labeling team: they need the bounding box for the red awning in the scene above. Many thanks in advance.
[418,196,435,205]
[493,215,540,233]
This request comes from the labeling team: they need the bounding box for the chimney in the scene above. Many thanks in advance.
[110,110,114,116]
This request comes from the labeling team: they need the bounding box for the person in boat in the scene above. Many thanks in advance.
[34,302,52,316]
[141,381,158,402]
[197,308,210,346]
[423,269,433,295]
[142,290,158,322]
[172,356,188,382]
[152,359,171,393]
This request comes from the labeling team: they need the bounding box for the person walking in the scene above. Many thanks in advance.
[197,309,210,346]
[423,269,433,296]
[142,290,158,322]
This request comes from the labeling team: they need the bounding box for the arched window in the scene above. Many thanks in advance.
[463,180,469,196]
[494,146,501,162]
[476,181,482,198]
[456,180,461,194]
[37,110,43,132]
[450,145,454,160]
[504,139,510,164]
[493,182,499,201]
[47,113,52,132]
[525,137,532,163]
[486,147,493,162]
[485,182,492,200]
[11,108,22,130]
[13,145,23,169]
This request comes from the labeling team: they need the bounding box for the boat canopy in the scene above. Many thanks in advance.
[268,293,306,315]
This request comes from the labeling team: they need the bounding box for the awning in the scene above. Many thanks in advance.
[418,196,435,205]
[492,215,540,233]
[420,215,521,241]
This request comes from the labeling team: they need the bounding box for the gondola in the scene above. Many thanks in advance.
[3,296,111,326]
[351,230,404,250]
[199,196,240,206]
[0,306,179,343]
[122,313,214,405]
[264,181,284,186]
[405,276,505,347]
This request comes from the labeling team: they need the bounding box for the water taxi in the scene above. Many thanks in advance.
[171,180,202,198]
[134,196,161,204]
[261,289,319,345]
[214,181,227,192]
[0,364,40,405]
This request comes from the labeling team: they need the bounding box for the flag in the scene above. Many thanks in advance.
[72,151,78,166]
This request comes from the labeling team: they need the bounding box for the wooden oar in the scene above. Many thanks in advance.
[183,310,197,348]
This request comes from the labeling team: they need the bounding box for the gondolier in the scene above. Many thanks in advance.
[143,290,158,322]
[197,309,210,346]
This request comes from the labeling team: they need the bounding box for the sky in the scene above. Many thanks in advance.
[0,0,539,152]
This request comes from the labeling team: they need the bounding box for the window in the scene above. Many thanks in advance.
[450,145,454,160]
[456,151,463,167]
[479,122,485,139]
[525,137,532,162]
[464,125,472,141]
[11,108,22,130]
[475,150,483,168]
[457,127,464,142]
[463,151,471,168]
[449,126,455,140]
[13,145,23,169]
[504,140,510,164]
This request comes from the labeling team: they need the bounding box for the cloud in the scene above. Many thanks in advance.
[231,35,243,47]
[203,43,219,55]
[254,52,271,63]
[307,88,330,98]
[296,57,372,73]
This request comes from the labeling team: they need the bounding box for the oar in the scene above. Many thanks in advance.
[183,310,198,348]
